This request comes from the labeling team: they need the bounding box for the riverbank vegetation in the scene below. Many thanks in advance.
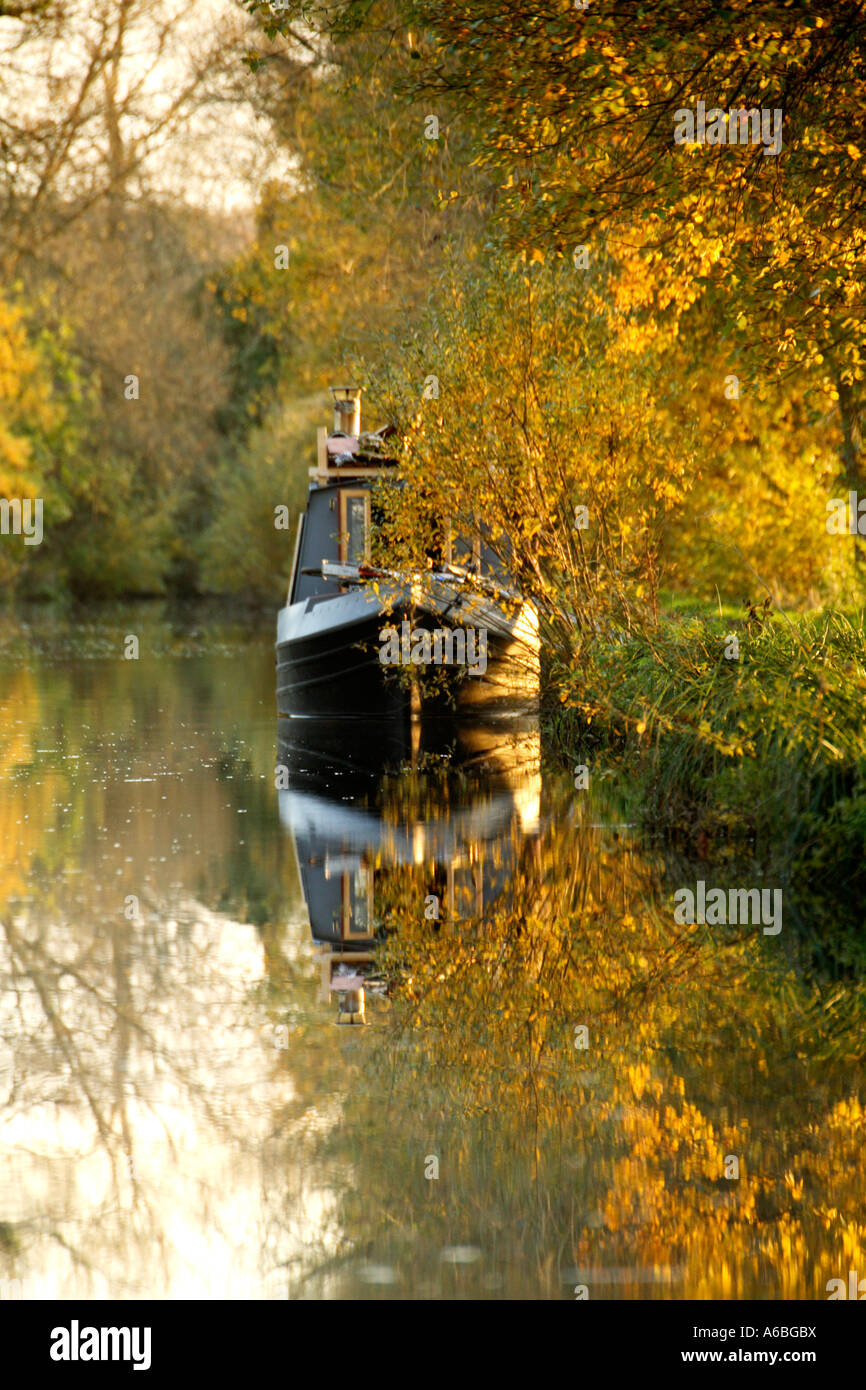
[551,610,866,909]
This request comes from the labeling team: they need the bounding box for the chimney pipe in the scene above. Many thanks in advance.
[330,385,361,436]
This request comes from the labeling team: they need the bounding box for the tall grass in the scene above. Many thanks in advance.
[549,610,866,895]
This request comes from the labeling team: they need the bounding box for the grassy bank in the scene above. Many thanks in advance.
[548,609,866,905]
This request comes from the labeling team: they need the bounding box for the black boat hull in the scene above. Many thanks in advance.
[276,580,539,718]
[276,609,410,718]
[276,623,538,718]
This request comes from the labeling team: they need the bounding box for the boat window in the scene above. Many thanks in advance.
[339,489,371,564]
[341,867,373,938]
[472,513,482,574]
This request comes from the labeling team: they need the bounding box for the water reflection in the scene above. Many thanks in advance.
[0,606,864,1301]
[278,717,542,1025]
[0,607,316,1298]
[277,714,866,1302]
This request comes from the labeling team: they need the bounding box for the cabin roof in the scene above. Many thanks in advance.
[325,423,398,463]
[326,434,358,457]
[311,425,398,481]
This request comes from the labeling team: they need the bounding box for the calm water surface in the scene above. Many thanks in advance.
[0,604,863,1300]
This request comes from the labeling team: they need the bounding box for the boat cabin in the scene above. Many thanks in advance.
[288,386,511,607]
[289,387,398,606]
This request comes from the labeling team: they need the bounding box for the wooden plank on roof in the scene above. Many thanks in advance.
[308,465,391,478]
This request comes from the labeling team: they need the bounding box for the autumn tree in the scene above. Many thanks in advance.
[384,0,866,487]
[0,0,266,596]
[248,0,866,606]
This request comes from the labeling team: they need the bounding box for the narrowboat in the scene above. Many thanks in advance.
[276,387,539,718]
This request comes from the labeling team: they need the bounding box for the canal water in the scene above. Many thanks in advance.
[0,603,863,1300]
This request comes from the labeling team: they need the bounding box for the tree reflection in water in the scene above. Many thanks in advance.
[0,607,864,1299]
[278,713,866,1301]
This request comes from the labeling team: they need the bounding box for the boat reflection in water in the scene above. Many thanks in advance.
[277,715,542,1024]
